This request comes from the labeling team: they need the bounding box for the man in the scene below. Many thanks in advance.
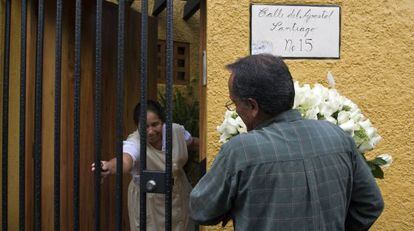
[189,54,384,230]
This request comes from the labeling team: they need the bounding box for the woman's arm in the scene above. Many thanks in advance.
[188,137,200,151]
[91,153,134,179]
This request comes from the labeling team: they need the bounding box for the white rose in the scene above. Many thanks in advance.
[305,107,319,120]
[358,140,374,153]
[217,118,228,133]
[337,111,351,125]
[377,154,393,169]
[224,123,238,135]
[339,119,357,133]
[369,134,382,147]
[359,119,373,131]
[324,116,337,124]
[349,109,363,123]
[219,133,230,143]
[235,117,247,133]
[319,103,336,118]
[327,71,336,88]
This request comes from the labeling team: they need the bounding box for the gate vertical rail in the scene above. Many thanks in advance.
[165,0,174,230]
[34,0,45,230]
[139,0,174,230]
[115,1,125,230]
[19,0,28,230]
[2,1,177,230]
[74,0,82,230]
[139,0,149,229]
[94,0,103,230]
[54,1,63,230]
[2,0,11,230]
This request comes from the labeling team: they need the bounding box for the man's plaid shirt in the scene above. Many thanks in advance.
[190,109,383,231]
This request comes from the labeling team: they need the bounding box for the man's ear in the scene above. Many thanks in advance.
[247,98,259,117]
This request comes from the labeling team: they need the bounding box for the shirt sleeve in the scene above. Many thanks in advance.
[184,129,193,145]
[123,131,140,166]
[345,138,384,230]
[125,125,189,161]
[189,147,237,225]
[162,124,193,151]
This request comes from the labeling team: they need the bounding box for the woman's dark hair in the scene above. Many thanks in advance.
[133,100,165,126]
[226,54,295,117]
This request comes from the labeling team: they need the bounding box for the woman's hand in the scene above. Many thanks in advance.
[90,154,134,183]
[91,161,113,183]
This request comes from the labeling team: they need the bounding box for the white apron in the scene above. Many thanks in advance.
[127,124,194,231]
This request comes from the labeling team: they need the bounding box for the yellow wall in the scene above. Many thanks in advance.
[206,0,414,230]
[2,0,413,230]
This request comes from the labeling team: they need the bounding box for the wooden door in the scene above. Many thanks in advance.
[24,1,158,230]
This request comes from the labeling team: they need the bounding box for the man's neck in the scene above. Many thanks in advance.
[251,111,272,130]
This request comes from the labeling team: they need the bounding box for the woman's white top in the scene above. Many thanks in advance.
[123,124,192,178]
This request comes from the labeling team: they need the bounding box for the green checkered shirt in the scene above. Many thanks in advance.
[190,109,383,231]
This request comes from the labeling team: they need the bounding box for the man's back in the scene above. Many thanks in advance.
[190,110,383,230]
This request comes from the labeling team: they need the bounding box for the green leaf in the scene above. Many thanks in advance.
[331,111,339,120]
[296,106,308,117]
[231,113,238,119]
[158,89,200,136]
[365,159,384,179]
[317,113,325,120]
[371,157,387,166]
[371,165,384,179]
[354,128,369,146]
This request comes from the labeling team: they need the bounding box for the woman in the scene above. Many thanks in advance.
[92,100,198,231]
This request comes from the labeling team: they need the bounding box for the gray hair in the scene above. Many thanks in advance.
[226,54,295,116]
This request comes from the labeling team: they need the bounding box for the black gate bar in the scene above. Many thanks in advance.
[139,0,174,230]
[74,0,82,230]
[54,0,63,230]
[20,0,28,230]
[165,0,174,230]
[34,0,45,230]
[115,0,125,230]
[2,0,11,230]
[139,0,149,229]
[94,0,103,230]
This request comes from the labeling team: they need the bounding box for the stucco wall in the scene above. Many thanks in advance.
[206,0,414,230]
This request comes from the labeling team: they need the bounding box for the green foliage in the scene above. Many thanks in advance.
[353,128,369,146]
[331,111,339,120]
[366,160,385,179]
[158,90,199,137]
[158,89,201,187]
[363,154,386,179]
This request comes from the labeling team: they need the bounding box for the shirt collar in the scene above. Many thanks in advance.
[254,109,302,130]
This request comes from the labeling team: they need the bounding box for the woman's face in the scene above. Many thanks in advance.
[146,111,163,145]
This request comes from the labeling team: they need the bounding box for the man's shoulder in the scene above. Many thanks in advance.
[224,131,256,149]
[289,118,350,136]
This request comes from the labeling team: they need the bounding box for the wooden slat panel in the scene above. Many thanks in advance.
[23,1,158,230]
[24,0,37,229]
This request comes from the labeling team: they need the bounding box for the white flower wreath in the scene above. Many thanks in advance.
[217,72,392,178]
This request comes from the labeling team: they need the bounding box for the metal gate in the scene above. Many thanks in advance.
[1,0,202,230]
